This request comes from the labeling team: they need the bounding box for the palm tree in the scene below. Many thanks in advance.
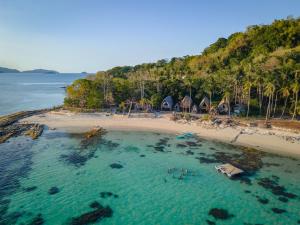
[223,91,231,116]
[244,81,252,118]
[264,82,275,122]
[280,86,290,118]
[291,71,299,120]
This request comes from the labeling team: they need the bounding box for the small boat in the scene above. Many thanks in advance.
[215,163,244,178]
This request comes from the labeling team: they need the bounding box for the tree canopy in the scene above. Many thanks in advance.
[65,17,300,119]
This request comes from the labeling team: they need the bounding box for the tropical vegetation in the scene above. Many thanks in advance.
[64,17,300,120]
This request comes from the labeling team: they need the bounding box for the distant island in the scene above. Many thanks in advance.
[0,67,20,73]
[0,66,59,74]
[22,69,59,74]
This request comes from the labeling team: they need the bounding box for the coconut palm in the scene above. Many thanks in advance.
[291,73,299,120]
[264,82,275,122]
[280,86,290,118]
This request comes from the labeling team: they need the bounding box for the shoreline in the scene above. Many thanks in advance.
[20,110,300,158]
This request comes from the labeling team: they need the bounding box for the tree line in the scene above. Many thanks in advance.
[64,17,300,120]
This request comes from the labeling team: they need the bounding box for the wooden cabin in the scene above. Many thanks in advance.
[161,96,174,111]
[217,99,229,114]
[180,96,193,111]
[199,96,210,113]
[215,163,244,177]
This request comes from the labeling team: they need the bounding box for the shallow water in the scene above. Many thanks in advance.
[0,130,300,225]
[0,73,84,115]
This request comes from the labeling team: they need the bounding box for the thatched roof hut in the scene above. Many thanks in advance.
[161,96,173,110]
[199,96,210,112]
[217,99,229,114]
[180,96,193,110]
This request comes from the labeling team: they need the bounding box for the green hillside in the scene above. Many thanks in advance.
[65,17,300,119]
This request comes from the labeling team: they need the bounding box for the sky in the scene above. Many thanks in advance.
[0,0,299,73]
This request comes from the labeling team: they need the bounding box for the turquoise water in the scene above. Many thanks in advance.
[0,73,84,115]
[0,130,300,225]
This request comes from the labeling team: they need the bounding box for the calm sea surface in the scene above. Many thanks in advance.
[0,130,300,225]
[0,73,84,115]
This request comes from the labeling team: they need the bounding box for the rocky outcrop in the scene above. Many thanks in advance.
[0,108,57,143]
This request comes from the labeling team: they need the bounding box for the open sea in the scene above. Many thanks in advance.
[0,73,300,225]
[0,73,84,115]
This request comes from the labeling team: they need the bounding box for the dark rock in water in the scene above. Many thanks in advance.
[176,143,187,148]
[110,163,123,169]
[48,187,60,195]
[185,141,198,147]
[208,208,234,220]
[271,208,286,214]
[196,157,219,163]
[186,150,194,155]
[206,219,216,225]
[154,146,165,152]
[28,213,44,225]
[244,190,251,193]
[256,196,269,204]
[156,137,169,147]
[60,152,88,167]
[70,205,113,225]
[23,186,37,192]
[232,176,252,185]
[209,147,216,150]
[89,201,102,209]
[278,197,288,203]
[140,154,146,157]
[257,177,297,199]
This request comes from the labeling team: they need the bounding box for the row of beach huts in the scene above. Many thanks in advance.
[160,95,244,115]
[124,95,245,115]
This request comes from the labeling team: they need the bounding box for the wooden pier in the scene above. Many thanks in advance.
[215,163,244,177]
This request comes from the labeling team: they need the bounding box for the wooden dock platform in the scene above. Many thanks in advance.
[215,163,244,177]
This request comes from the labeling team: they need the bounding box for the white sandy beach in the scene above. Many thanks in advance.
[21,110,300,158]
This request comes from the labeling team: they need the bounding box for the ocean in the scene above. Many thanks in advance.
[0,73,84,115]
[0,130,299,224]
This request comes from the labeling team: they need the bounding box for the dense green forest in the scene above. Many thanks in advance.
[64,17,300,120]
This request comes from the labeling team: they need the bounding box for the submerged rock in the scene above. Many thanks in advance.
[110,163,123,169]
[48,187,60,195]
[206,219,216,225]
[208,208,234,220]
[69,205,113,225]
[28,213,44,225]
[23,186,37,192]
[278,197,288,203]
[257,177,297,199]
[256,196,269,204]
[89,201,102,209]
[197,147,266,175]
[271,208,286,214]
[60,152,88,167]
